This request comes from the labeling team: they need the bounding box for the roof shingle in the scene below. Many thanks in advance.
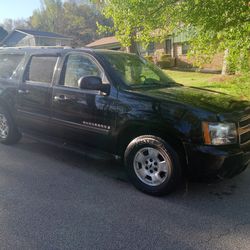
[86,36,119,47]
[17,29,72,40]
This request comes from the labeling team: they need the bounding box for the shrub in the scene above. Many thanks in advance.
[157,54,175,69]
[144,55,154,63]
[157,60,172,69]
[160,54,171,61]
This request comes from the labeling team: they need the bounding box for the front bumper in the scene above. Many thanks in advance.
[184,143,250,178]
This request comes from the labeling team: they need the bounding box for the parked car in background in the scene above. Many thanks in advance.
[0,47,249,195]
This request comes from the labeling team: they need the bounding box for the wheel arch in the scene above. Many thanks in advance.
[0,96,19,133]
[116,124,188,171]
[0,98,11,113]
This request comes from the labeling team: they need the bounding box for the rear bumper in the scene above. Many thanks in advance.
[184,143,250,178]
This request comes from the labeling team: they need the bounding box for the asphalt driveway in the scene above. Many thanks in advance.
[0,138,249,250]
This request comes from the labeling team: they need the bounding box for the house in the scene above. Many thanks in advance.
[86,34,195,66]
[0,29,73,47]
[86,34,190,56]
[86,34,223,72]
[0,27,8,42]
[86,36,121,50]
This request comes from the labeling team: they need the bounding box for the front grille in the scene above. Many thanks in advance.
[241,131,250,144]
[239,115,250,146]
[239,118,250,128]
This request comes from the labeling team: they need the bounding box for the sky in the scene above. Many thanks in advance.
[0,0,41,23]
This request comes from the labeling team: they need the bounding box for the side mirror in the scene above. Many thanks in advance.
[78,76,110,95]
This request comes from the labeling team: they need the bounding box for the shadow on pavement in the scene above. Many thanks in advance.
[11,137,249,200]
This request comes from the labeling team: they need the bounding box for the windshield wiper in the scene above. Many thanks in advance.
[130,82,180,88]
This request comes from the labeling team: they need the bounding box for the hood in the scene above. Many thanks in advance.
[134,86,249,118]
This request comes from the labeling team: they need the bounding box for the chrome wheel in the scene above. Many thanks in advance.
[0,113,9,139]
[133,147,172,187]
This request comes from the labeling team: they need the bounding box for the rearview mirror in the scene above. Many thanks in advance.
[78,76,110,95]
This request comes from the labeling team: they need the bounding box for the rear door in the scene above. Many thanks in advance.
[16,54,59,133]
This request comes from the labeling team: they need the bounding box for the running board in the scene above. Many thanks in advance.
[22,131,120,161]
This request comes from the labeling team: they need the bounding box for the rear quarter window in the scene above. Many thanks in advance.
[0,53,24,80]
[25,56,58,84]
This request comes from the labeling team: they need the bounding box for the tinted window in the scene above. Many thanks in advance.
[0,53,24,80]
[63,54,102,88]
[26,56,58,83]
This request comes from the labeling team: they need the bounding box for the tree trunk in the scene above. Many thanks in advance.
[222,49,229,75]
[126,41,140,55]
[126,33,140,55]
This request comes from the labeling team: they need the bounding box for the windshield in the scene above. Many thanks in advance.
[97,51,177,88]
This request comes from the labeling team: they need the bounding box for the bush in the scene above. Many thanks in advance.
[157,54,175,69]
[157,60,171,69]
[160,54,171,61]
[144,55,154,63]
[154,49,164,60]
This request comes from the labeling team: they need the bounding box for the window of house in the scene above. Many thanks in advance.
[165,39,172,55]
[182,43,190,55]
[62,54,103,88]
[25,56,58,84]
[0,53,24,80]
[147,42,155,55]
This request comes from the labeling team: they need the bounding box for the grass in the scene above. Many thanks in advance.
[164,70,250,101]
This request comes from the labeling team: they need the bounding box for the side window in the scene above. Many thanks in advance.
[0,53,24,80]
[63,54,102,88]
[182,43,190,55]
[25,56,58,84]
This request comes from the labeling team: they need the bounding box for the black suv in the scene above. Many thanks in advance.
[0,47,249,195]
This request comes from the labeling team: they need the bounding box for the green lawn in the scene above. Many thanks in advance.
[164,70,250,101]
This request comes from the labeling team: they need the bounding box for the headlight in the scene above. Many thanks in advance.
[202,122,237,145]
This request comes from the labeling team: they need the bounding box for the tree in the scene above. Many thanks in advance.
[63,1,112,45]
[94,0,178,54]
[30,0,64,33]
[96,0,250,73]
[0,18,30,32]
[178,0,250,74]
[30,0,113,46]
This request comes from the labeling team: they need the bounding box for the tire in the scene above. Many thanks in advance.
[0,106,22,145]
[124,135,182,196]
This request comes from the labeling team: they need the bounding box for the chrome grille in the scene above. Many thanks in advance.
[239,115,250,145]
[239,118,250,128]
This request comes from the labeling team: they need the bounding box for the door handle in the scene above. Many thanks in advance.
[18,89,30,94]
[54,95,71,101]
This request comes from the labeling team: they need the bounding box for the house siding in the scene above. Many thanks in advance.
[87,35,224,71]
[35,37,71,46]
[153,40,223,71]
[17,35,36,47]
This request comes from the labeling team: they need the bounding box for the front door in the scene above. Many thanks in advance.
[16,54,59,133]
[51,52,118,151]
